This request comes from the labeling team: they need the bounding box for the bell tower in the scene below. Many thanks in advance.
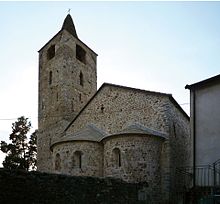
[37,14,97,172]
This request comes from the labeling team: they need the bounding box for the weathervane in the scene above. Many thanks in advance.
[68,8,71,14]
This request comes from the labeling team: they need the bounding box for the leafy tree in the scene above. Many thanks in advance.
[0,116,37,170]
[28,130,37,170]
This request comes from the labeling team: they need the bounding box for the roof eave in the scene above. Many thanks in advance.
[101,132,168,142]
[185,74,220,90]
[38,30,62,53]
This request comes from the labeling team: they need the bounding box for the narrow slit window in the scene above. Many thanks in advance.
[71,101,74,112]
[49,71,52,85]
[56,92,58,101]
[113,148,121,167]
[47,44,55,60]
[173,123,177,138]
[55,153,61,171]
[74,151,82,168]
[80,72,84,86]
[76,44,86,64]
[41,101,44,110]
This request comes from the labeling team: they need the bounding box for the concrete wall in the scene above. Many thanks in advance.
[193,83,220,166]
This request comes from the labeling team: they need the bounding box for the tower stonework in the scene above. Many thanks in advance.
[36,14,191,204]
[37,14,97,172]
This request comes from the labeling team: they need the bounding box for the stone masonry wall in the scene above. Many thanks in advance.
[37,120,70,173]
[0,168,146,204]
[39,30,97,129]
[38,29,97,172]
[103,134,165,204]
[65,84,190,204]
[52,141,103,177]
[167,99,191,200]
[66,85,170,136]
[159,97,190,202]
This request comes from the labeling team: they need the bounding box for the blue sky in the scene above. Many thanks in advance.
[1,1,220,166]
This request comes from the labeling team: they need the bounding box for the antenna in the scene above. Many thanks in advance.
[68,8,71,14]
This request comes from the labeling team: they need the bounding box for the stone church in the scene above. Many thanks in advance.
[37,14,191,202]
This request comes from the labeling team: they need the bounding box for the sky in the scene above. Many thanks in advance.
[1,1,220,167]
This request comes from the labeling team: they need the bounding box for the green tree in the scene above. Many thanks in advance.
[0,116,37,170]
[28,130,37,170]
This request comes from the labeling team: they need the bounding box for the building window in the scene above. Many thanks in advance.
[47,44,55,60]
[49,71,52,85]
[80,71,84,86]
[55,153,61,171]
[173,123,177,138]
[101,104,104,113]
[76,44,86,64]
[41,101,45,110]
[71,101,74,112]
[113,148,121,167]
[73,151,82,168]
[56,92,58,101]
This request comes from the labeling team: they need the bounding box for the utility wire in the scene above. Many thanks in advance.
[0,102,190,121]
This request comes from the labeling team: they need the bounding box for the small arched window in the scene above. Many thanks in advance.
[49,71,52,85]
[55,153,61,171]
[73,151,82,168]
[113,148,121,167]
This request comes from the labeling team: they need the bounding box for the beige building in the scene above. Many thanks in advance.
[37,14,191,203]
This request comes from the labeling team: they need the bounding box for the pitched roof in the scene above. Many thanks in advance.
[38,15,97,55]
[51,124,107,148]
[119,123,168,138]
[185,74,220,90]
[101,123,168,141]
[61,14,78,38]
[51,123,167,149]
[64,83,189,132]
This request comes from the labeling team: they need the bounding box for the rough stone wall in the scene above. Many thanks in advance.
[66,85,170,136]
[169,103,191,168]
[37,120,70,172]
[0,168,144,204]
[52,141,103,177]
[170,102,191,194]
[65,85,190,203]
[65,85,172,203]
[161,97,191,201]
[38,30,97,128]
[103,134,164,204]
[38,29,97,172]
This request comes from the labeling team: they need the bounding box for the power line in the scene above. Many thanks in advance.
[179,103,189,106]
[0,102,190,121]
[0,118,19,121]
